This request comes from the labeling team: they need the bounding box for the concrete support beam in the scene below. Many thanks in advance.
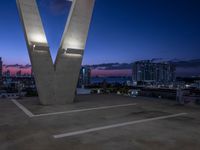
[16,0,95,105]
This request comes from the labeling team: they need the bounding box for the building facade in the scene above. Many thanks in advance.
[132,60,176,83]
[0,57,2,86]
[78,67,91,88]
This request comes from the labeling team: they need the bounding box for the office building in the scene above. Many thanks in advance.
[0,57,2,86]
[132,60,175,83]
[78,67,91,87]
[4,70,11,78]
[0,57,2,77]
[16,70,22,77]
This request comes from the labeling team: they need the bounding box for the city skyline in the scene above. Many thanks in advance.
[0,0,200,65]
[1,1,200,149]
[2,58,200,77]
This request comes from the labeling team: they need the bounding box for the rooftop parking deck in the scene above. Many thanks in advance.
[0,94,200,150]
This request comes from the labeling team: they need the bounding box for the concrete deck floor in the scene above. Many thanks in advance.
[0,94,200,150]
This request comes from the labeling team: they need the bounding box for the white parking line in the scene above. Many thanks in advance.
[11,99,137,118]
[34,103,137,117]
[11,99,34,118]
[53,113,188,139]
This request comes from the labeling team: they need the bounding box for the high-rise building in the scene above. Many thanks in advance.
[4,70,11,78]
[16,70,22,77]
[132,60,175,83]
[0,57,2,86]
[78,67,91,88]
[0,57,2,76]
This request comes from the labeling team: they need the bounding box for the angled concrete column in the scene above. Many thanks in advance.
[16,0,55,105]
[16,0,95,105]
[55,0,95,104]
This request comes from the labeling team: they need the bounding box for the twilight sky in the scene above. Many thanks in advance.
[0,0,200,65]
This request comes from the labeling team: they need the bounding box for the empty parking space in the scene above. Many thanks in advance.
[1,95,200,150]
[53,113,187,139]
[11,99,138,118]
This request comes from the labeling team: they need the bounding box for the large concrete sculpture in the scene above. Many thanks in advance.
[16,0,95,105]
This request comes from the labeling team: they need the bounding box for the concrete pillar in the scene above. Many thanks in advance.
[16,0,95,105]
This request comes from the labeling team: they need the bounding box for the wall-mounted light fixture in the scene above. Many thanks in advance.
[31,42,49,53]
[63,48,83,57]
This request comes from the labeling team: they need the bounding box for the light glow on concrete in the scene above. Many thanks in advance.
[63,53,82,58]
[65,39,83,50]
[30,33,47,44]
